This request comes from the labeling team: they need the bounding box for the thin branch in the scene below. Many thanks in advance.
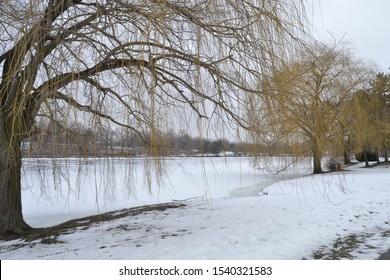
[51,90,147,142]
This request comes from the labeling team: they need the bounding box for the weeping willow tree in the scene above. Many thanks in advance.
[252,42,371,174]
[350,90,381,166]
[369,73,390,162]
[350,73,390,166]
[0,0,308,234]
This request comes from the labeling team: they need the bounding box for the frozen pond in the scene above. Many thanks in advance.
[21,156,310,227]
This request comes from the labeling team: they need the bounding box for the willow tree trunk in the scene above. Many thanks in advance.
[363,147,369,168]
[312,138,322,174]
[343,150,351,165]
[0,119,31,234]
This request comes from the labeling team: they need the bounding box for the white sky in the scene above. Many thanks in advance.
[311,0,389,71]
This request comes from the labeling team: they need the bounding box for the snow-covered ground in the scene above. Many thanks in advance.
[1,157,390,259]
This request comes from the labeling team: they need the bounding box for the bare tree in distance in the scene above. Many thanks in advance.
[0,0,308,234]
[251,41,372,174]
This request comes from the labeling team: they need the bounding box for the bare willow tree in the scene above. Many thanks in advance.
[254,42,371,174]
[0,0,307,234]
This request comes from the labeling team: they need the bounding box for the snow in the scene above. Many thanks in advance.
[1,157,390,259]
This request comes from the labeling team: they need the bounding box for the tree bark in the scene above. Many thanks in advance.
[343,149,351,165]
[0,120,31,234]
[312,139,322,174]
[363,147,369,168]
[376,148,380,164]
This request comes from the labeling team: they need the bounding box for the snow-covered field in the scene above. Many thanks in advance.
[2,156,390,259]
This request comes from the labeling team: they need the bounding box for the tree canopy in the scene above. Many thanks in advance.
[0,0,308,234]
[253,42,371,173]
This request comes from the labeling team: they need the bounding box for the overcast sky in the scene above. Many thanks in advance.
[311,0,389,71]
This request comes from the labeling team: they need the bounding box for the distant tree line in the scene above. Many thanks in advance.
[21,124,253,157]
